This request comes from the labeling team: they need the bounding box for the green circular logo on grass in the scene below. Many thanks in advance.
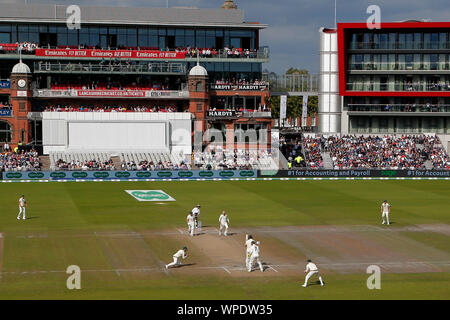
[131,191,170,201]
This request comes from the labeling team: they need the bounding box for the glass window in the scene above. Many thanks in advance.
[127,27,136,36]
[414,33,422,49]
[167,28,175,36]
[18,24,28,32]
[398,33,406,49]
[109,27,117,35]
[439,32,447,49]
[0,24,11,32]
[0,33,10,43]
[158,28,166,36]
[379,33,388,49]
[388,33,396,49]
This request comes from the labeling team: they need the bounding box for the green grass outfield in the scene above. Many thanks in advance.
[0,180,449,299]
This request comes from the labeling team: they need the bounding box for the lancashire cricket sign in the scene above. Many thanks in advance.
[125,190,176,202]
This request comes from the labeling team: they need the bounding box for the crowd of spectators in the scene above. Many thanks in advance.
[54,158,114,171]
[194,149,272,170]
[279,136,306,168]
[42,104,177,112]
[184,47,258,58]
[50,79,170,91]
[213,79,267,86]
[121,159,189,171]
[422,136,450,169]
[321,134,449,169]
[0,42,38,54]
[0,150,41,171]
[301,137,324,169]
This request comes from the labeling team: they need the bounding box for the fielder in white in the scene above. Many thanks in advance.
[302,259,324,287]
[165,246,188,269]
[191,204,201,228]
[187,212,195,236]
[247,240,264,272]
[245,234,254,269]
[381,200,391,225]
[17,195,27,220]
[218,211,229,236]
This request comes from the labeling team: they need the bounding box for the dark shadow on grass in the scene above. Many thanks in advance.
[25,216,39,220]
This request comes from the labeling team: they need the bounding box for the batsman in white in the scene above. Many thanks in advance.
[245,234,254,269]
[17,194,27,220]
[186,211,195,236]
[381,200,391,225]
[191,204,201,228]
[165,246,188,269]
[247,240,264,272]
[218,211,229,236]
[302,259,324,287]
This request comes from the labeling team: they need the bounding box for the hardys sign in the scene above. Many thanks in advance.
[125,190,176,202]
[2,170,257,180]
[206,110,237,118]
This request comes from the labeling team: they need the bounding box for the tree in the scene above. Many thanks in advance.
[285,68,309,75]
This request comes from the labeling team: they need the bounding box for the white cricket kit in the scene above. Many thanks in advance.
[219,214,229,236]
[381,202,391,225]
[187,214,195,236]
[303,262,324,287]
[17,197,26,220]
[248,243,263,272]
[245,238,254,268]
[166,249,186,268]
[191,207,200,217]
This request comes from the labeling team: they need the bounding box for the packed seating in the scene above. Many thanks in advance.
[301,137,324,169]
[194,148,277,170]
[214,79,267,86]
[0,150,41,171]
[119,152,191,170]
[322,134,449,170]
[49,152,114,171]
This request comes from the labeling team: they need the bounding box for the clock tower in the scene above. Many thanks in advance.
[10,59,32,148]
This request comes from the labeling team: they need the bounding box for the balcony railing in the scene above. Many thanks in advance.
[33,88,189,99]
[349,42,450,50]
[347,104,450,113]
[346,82,450,92]
[34,61,187,74]
[349,62,450,72]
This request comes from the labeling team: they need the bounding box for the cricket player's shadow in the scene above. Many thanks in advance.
[174,263,196,268]
[26,216,39,220]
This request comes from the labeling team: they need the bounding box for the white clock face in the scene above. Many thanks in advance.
[18,79,26,88]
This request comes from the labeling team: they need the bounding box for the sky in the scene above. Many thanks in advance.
[2,0,450,74]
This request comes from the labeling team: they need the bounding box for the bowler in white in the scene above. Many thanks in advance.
[218,211,229,236]
[302,259,324,287]
[165,246,188,269]
[381,200,391,225]
[191,204,201,228]
[17,195,27,220]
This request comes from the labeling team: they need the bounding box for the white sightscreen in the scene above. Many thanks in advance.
[68,122,167,150]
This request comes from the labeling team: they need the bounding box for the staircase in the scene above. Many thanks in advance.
[40,155,51,171]
[320,152,334,169]
[111,156,122,170]
[424,160,433,169]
